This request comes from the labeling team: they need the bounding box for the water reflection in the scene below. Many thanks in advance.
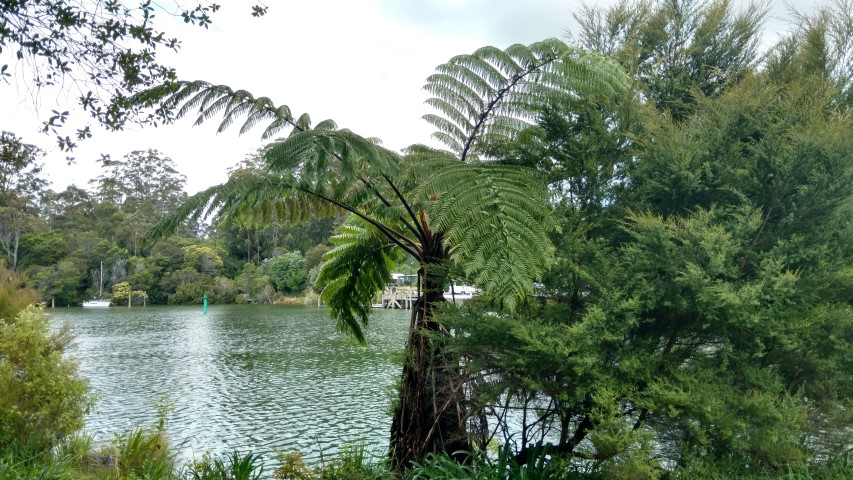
[51,304,408,466]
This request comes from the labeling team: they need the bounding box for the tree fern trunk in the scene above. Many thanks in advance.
[389,265,469,471]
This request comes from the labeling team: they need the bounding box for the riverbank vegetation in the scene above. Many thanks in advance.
[0,140,347,306]
[1,0,852,478]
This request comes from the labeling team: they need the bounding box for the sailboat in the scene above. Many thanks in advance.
[82,261,111,307]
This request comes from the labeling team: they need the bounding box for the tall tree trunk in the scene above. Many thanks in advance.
[389,263,470,471]
[11,230,18,269]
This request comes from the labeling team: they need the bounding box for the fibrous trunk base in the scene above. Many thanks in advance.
[389,295,469,472]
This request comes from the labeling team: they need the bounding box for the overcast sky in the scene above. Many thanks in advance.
[0,0,824,195]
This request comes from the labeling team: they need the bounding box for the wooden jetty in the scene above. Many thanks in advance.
[317,285,473,309]
[373,289,417,309]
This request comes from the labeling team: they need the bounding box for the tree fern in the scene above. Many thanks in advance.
[138,39,627,317]
[135,38,630,467]
[412,155,556,308]
[423,38,630,162]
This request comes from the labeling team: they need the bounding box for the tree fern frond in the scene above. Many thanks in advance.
[423,98,476,132]
[454,52,513,89]
[421,114,468,144]
[195,88,241,126]
[294,113,312,131]
[423,73,484,117]
[402,146,460,184]
[423,38,630,161]
[503,42,539,67]
[429,132,464,154]
[433,63,495,98]
[413,162,557,306]
[243,129,420,255]
[182,89,222,123]
[526,37,572,59]
[317,218,403,342]
[473,45,526,79]
[235,97,278,135]
[142,171,334,248]
[314,119,339,131]
[134,80,310,141]
[220,90,260,124]
[171,82,224,118]
[260,105,295,139]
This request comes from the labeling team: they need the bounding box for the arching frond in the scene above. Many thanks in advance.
[144,171,340,244]
[411,159,558,309]
[316,218,404,342]
[262,129,404,205]
[145,128,423,270]
[423,38,630,162]
[260,106,295,139]
[129,80,306,138]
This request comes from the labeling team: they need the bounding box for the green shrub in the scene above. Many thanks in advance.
[274,443,392,480]
[188,451,264,480]
[273,451,312,479]
[0,305,93,454]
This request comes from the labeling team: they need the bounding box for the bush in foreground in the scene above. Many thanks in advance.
[0,304,93,455]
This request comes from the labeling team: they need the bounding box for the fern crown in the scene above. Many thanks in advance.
[138,39,629,337]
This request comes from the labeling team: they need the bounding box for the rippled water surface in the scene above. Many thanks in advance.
[50,304,409,465]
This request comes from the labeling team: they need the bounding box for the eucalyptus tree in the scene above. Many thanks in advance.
[0,132,47,269]
[89,149,188,217]
[137,38,629,468]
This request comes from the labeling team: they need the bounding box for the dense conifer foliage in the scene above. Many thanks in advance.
[442,1,853,477]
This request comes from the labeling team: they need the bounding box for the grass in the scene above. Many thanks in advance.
[3,423,850,480]
[3,443,851,480]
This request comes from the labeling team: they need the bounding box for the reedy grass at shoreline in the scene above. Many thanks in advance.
[3,427,850,480]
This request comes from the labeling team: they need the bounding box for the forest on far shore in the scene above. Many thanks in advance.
[0,141,376,306]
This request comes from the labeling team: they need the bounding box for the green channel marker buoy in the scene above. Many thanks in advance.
[203,293,208,315]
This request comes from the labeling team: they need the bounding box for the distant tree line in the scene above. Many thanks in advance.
[0,140,339,306]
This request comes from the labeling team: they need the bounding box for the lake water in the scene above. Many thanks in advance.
[49,304,409,466]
